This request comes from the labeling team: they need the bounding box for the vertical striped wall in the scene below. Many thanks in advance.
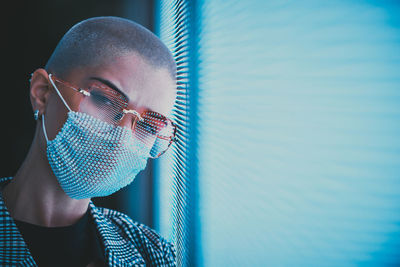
[155,0,400,266]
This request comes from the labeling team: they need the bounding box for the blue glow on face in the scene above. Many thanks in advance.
[156,0,400,266]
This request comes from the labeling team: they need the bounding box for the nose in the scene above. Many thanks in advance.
[118,109,143,130]
[118,113,137,130]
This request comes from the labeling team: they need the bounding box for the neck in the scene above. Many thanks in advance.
[2,131,89,227]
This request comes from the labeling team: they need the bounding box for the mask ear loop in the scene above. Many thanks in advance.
[48,74,72,112]
[42,114,49,143]
[42,74,73,143]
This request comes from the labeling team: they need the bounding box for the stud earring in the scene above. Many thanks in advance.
[34,110,39,121]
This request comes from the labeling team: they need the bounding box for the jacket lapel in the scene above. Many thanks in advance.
[88,201,145,266]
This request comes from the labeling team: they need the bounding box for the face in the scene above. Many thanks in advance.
[40,52,176,142]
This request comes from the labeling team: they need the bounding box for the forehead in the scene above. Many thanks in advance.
[66,52,176,115]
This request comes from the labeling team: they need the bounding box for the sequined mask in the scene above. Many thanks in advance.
[42,78,150,199]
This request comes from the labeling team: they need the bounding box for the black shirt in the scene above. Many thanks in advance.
[14,210,105,267]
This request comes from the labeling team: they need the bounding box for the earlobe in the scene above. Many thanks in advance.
[30,68,51,118]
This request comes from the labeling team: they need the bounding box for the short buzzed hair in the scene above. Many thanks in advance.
[45,16,176,79]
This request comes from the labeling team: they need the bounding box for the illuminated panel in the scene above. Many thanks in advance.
[156,0,400,266]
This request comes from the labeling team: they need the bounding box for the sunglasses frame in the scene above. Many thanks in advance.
[49,73,177,158]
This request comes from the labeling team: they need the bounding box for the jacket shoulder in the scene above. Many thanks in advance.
[96,206,176,266]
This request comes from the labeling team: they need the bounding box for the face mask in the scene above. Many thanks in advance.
[42,78,150,199]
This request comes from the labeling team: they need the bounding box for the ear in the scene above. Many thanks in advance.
[30,68,52,118]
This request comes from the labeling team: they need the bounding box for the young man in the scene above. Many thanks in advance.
[1,16,177,266]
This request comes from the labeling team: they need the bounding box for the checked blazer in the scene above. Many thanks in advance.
[0,177,176,266]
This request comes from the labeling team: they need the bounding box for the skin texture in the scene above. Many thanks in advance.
[2,52,176,227]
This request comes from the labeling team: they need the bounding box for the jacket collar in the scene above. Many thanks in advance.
[0,177,145,266]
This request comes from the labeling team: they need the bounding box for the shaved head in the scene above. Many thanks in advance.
[45,16,176,79]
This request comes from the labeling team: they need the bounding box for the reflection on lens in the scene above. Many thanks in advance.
[136,114,175,158]
[79,86,127,125]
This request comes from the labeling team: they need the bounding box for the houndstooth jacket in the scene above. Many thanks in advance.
[0,177,176,266]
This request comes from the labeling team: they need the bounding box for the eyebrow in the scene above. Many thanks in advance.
[89,76,130,101]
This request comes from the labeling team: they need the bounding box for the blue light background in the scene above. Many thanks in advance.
[156,0,400,266]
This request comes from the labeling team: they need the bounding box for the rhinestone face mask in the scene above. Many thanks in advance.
[42,79,150,199]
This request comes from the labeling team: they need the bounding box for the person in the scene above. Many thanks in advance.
[0,16,177,267]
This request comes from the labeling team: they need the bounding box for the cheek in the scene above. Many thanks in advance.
[42,88,84,141]
[42,93,70,141]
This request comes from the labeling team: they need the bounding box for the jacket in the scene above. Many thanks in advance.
[0,177,176,266]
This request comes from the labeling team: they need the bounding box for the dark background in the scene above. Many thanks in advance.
[1,0,156,227]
